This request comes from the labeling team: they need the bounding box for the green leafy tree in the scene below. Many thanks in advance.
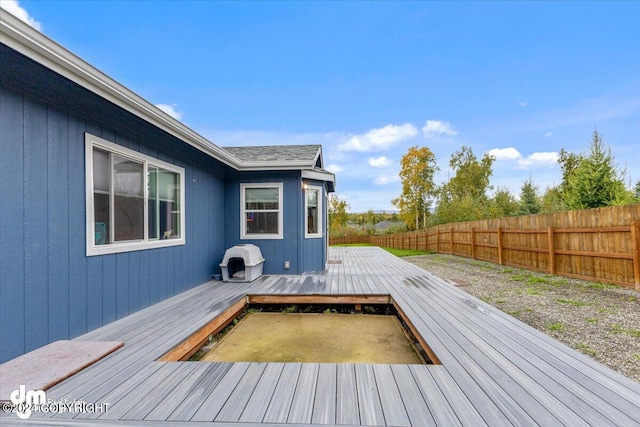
[540,187,565,213]
[633,180,640,203]
[392,146,438,230]
[446,146,495,200]
[518,177,541,215]
[432,146,495,224]
[487,187,519,218]
[328,194,349,236]
[560,130,632,209]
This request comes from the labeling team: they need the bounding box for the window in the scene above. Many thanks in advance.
[86,134,185,256]
[240,183,283,239]
[305,185,322,238]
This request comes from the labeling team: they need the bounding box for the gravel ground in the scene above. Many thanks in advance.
[403,254,640,383]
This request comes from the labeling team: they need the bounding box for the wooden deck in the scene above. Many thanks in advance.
[3,247,639,426]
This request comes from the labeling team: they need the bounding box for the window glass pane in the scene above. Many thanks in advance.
[246,212,278,234]
[113,155,144,241]
[149,166,180,239]
[307,189,319,234]
[93,148,110,193]
[245,187,279,210]
[148,166,159,240]
[94,194,110,245]
[93,148,111,244]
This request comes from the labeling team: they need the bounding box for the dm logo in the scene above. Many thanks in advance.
[10,385,46,419]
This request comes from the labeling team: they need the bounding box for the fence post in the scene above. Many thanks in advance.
[631,221,640,291]
[497,226,504,265]
[548,226,556,275]
[471,228,476,259]
[436,227,440,253]
[449,228,454,255]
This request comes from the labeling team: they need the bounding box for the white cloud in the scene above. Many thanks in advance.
[326,164,343,173]
[155,103,183,120]
[518,101,528,107]
[339,123,417,152]
[0,0,42,30]
[516,152,559,169]
[421,120,457,138]
[487,147,559,170]
[544,132,553,137]
[486,147,522,161]
[373,174,400,186]
[527,152,559,164]
[368,156,392,168]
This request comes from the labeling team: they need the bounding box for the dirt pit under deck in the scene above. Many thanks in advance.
[200,312,423,364]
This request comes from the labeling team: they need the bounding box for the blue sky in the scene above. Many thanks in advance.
[4,1,640,212]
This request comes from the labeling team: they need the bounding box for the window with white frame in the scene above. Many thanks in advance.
[86,134,185,256]
[240,183,283,239]
[305,185,322,238]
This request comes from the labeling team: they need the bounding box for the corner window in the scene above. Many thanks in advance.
[305,185,322,238]
[86,134,185,256]
[241,183,283,239]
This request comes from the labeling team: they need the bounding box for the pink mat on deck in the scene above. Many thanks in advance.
[0,340,123,401]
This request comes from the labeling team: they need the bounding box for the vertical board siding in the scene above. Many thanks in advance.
[301,180,329,273]
[23,96,50,353]
[0,85,26,361]
[224,172,303,275]
[67,118,88,338]
[47,107,70,342]
[0,81,228,363]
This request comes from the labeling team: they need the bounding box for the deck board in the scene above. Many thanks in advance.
[8,246,640,427]
[311,364,337,425]
[239,363,286,423]
[262,363,302,423]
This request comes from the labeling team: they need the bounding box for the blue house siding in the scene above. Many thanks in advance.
[301,180,329,273]
[223,174,330,275]
[224,171,304,275]
[0,71,228,363]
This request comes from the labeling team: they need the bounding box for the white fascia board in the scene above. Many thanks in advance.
[0,13,241,169]
[302,169,336,186]
[314,146,323,168]
[238,160,314,170]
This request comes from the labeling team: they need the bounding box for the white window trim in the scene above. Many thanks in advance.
[85,133,186,256]
[240,182,283,240]
[305,184,323,239]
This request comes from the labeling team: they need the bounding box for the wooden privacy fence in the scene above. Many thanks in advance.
[331,205,640,290]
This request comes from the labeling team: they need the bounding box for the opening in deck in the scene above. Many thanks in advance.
[160,294,441,365]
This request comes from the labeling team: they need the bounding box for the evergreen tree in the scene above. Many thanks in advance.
[561,130,631,209]
[518,177,541,215]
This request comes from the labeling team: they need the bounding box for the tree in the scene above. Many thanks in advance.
[446,145,495,200]
[392,146,438,230]
[560,130,632,209]
[487,187,519,218]
[633,180,640,203]
[432,146,495,224]
[328,194,349,235]
[518,177,541,215]
[540,186,565,213]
